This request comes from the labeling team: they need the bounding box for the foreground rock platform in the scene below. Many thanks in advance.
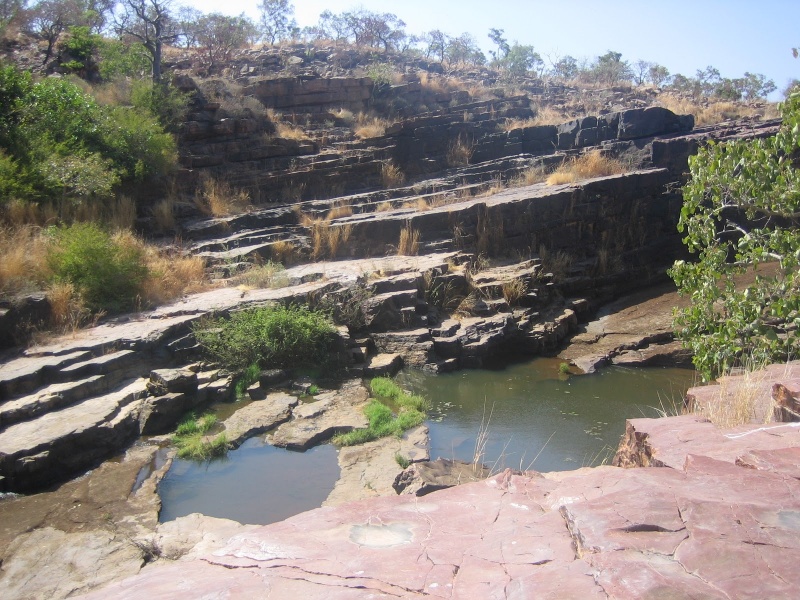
[78,449,800,599]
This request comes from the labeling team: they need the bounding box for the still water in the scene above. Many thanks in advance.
[158,358,695,525]
[398,358,696,472]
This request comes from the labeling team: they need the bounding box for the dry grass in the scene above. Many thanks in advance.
[501,279,528,305]
[538,245,573,278]
[152,198,175,233]
[194,177,252,217]
[447,136,474,167]
[354,113,389,139]
[546,151,627,185]
[275,121,311,141]
[270,240,297,264]
[1,195,136,230]
[47,281,92,333]
[326,200,354,220]
[114,231,208,306]
[231,261,289,289]
[375,201,394,213]
[401,198,430,212]
[686,366,776,428]
[398,225,420,256]
[310,222,352,260]
[503,105,568,131]
[654,94,759,126]
[418,71,447,94]
[0,225,50,296]
[381,161,405,188]
[511,165,549,187]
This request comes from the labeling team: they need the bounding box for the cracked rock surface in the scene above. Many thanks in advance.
[76,431,800,599]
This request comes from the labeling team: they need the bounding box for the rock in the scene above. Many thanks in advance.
[611,340,693,367]
[223,392,298,448]
[325,425,429,507]
[393,458,494,496]
[269,380,369,450]
[154,514,259,561]
[0,379,148,492]
[147,368,197,396]
[79,449,800,599]
[363,353,403,378]
[259,368,291,387]
[0,293,50,349]
[0,528,145,599]
[139,392,199,435]
[0,375,108,429]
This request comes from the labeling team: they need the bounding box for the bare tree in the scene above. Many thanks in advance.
[115,0,178,83]
[28,0,85,64]
[258,0,294,44]
[195,13,256,69]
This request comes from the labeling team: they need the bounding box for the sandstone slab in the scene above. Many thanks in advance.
[223,392,299,448]
[269,380,369,450]
[324,425,429,507]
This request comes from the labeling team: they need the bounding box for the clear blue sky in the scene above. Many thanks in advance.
[184,0,800,98]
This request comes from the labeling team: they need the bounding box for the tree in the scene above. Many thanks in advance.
[421,29,447,63]
[502,43,542,77]
[27,0,85,64]
[550,55,577,81]
[258,0,294,44]
[114,0,178,83]
[648,63,670,87]
[194,13,256,68]
[444,33,485,68]
[632,60,652,86]
[669,91,800,380]
[591,50,632,85]
[0,0,25,36]
[175,5,202,48]
[487,28,509,64]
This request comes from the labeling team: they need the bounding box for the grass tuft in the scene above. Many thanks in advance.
[546,151,627,185]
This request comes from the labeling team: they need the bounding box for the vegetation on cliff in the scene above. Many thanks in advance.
[670,91,800,380]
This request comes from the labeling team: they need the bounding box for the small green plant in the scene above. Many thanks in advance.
[194,305,337,372]
[173,412,228,460]
[308,384,320,396]
[395,453,411,469]
[234,363,261,398]
[559,362,571,375]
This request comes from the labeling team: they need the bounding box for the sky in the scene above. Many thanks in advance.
[183,0,800,99]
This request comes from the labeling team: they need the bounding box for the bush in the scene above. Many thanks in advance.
[46,222,148,312]
[194,305,337,372]
[669,91,800,380]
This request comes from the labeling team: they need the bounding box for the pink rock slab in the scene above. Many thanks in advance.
[78,451,800,599]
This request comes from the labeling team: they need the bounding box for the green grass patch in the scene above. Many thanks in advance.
[234,362,261,398]
[333,378,428,447]
[173,412,228,460]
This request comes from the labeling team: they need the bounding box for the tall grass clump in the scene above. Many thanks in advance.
[333,377,428,446]
[193,304,337,372]
[231,260,288,289]
[173,412,228,460]
[193,177,252,217]
[398,224,420,255]
[546,151,627,185]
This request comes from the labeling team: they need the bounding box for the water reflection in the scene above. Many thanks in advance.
[158,438,339,525]
[398,358,695,472]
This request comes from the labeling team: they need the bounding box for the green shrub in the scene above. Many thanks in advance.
[97,40,151,80]
[46,222,148,312]
[194,305,337,372]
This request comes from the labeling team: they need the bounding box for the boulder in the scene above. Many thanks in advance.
[269,380,369,450]
[393,458,494,496]
[223,392,298,447]
[617,106,694,140]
